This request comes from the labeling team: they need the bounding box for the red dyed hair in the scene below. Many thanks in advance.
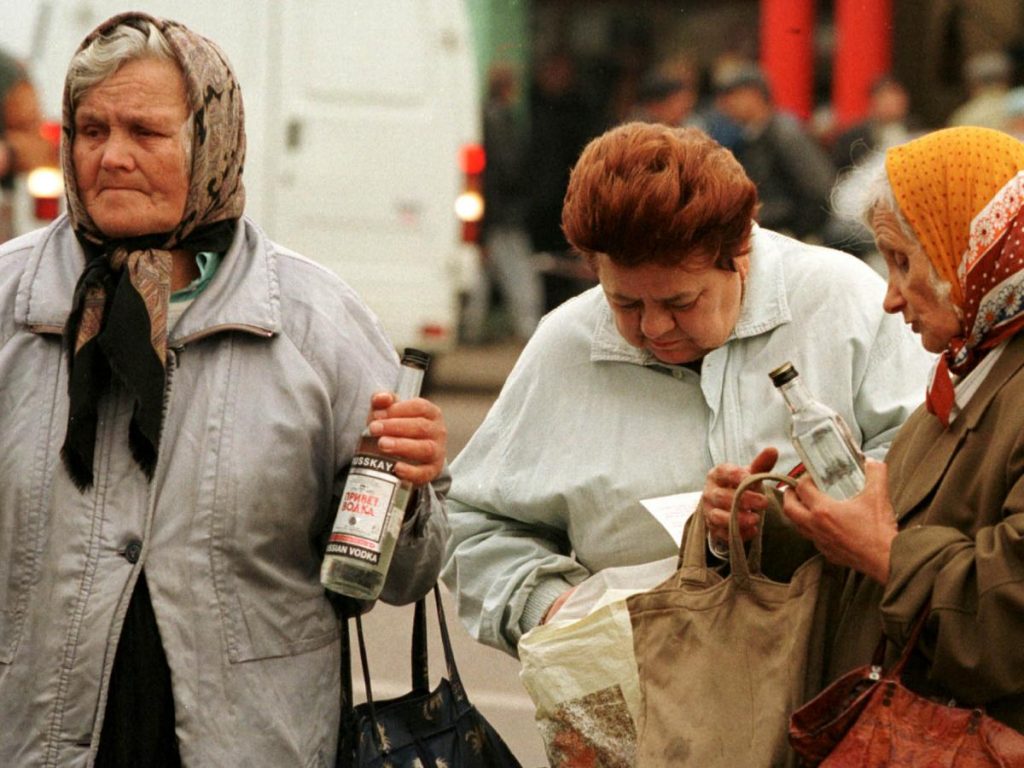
[562,122,757,270]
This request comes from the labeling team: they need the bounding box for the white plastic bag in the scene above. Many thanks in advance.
[517,557,677,767]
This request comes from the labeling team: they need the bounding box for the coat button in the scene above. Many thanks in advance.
[123,539,143,564]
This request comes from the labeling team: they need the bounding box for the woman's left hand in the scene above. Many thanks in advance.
[781,458,898,584]
[367,392,448,486]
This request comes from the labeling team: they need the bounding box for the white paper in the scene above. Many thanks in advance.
[553,557,679,623]
[640,491,702,548]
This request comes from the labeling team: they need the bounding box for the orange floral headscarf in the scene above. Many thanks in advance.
[886,127,1024,425]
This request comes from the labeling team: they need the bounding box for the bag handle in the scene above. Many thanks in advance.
[431,584,469,702]
[339,585,470,743]
[683,472,797,586]
[872,605,931,680]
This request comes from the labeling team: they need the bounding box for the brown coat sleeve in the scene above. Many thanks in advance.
[878,339,1024,718]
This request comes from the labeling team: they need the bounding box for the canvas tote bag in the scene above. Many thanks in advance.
[626,473,838,767]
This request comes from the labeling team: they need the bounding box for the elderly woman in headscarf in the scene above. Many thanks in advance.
[0,13,449,766]
[783,126,1024,733]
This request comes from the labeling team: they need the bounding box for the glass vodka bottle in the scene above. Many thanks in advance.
[769,361,866,500]
[321,348,431,599]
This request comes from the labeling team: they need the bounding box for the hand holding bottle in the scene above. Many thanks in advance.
[367,390,447,487]
[702,446,779,554]
[781,458,898,584]
[321,348,446,599]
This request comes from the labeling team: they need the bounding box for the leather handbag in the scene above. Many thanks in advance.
[336,585,523,768]
[789,609,1024,767]
[626,473,838,768]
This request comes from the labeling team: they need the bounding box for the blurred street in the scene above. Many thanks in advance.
[355,340,551,767]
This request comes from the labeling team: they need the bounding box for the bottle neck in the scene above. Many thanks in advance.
[394,364,426,402]
[777,377,815,414]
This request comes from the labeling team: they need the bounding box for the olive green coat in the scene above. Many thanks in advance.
[826,332,1024,732]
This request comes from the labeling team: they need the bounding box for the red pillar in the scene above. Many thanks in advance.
[833,0,893,129]
[760,0,816,121]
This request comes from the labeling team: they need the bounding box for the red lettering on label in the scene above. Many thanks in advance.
[342,491,382,515]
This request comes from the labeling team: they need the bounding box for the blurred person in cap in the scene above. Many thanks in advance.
[947,49,1014,131]
[831,75,924,173]
[441,121,932,657]
[628,69,698,127]
[714,62,836,242]
[0,12,450,766]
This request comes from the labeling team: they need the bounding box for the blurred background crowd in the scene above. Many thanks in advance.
[465,0,1024,342]
[4,0,1024,346]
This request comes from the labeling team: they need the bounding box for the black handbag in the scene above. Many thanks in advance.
[337,585,523,768]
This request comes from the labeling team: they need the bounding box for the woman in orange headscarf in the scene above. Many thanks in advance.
[783,126,1024,734]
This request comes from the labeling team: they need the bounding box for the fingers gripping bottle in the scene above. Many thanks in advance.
[769,362,866,500]
[321,348,431,599]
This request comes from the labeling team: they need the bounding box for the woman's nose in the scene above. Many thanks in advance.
[640,305,675,338]
[882,279,904,314]
[99,132,135,170]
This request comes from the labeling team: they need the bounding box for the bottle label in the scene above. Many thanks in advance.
[326,457,399,564]
[797,422,866,499]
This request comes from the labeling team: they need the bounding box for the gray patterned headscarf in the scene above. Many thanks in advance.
[60,12,246,489]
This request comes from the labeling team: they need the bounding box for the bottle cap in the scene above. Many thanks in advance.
[400,347,432,370]
[768,361,798,387]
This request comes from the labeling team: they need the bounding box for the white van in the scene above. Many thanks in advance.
[15,0,483,353]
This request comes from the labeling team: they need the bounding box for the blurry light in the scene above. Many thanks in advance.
[27,167,64,198]
[420,323,448,339]
[459,143,486,175]
[461,220,480,243]
[34,197,60,220]
[39,121,62,150]
[454,190,484,223]
[28,167,64,221]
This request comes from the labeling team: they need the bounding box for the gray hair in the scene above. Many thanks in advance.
[830,151,912,236]
[831,150,958,310]
[67,21,193,164]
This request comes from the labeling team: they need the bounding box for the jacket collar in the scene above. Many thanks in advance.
[891,333,1024,519]
[589,225,791,366]
[16,215,280,341]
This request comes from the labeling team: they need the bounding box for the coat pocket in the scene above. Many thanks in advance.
[205,430,341,662]
[202,342,340,662]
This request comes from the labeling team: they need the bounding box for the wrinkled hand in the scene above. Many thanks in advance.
[702,447,779,550]
[781,458,897,584]
[367,392,447,486]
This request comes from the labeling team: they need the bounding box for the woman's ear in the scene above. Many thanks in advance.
[733,253,750,282]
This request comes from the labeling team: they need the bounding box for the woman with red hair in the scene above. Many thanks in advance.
[442,122,931,658]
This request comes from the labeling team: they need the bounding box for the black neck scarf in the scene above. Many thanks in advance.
[61,222,236,489]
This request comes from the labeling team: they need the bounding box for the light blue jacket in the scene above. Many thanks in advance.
[442,227,934,657]
[0,215,449,767]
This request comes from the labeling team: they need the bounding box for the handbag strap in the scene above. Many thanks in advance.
[339,585,466,731]
[411,597,430,693]
[341,613,353,712]
[430,583,469,702]
[877,606,931,679]
[353,611,380,722]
